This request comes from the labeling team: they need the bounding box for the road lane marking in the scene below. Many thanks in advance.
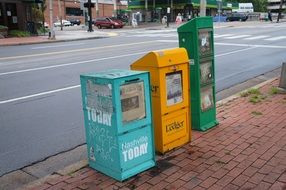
[243,35,270,40]
[0,51,149,76]
[0,85,80,105]
[214,34,233,38]
[157,40,286,49]
[0,41,156,61]
[264,36,286,41]
[224,35,251,39]
[31,42,87,49]
[1,41,285,104]
[215,47,257,57]
[215,42,286,49]
[0,46,259,105]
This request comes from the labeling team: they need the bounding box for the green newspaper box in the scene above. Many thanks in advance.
[177,17,218,131]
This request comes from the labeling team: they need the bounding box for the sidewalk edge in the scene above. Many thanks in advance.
[217,77,279,106]
[18,160,88,190]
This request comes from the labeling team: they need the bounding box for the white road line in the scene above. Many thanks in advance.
[0,45,256,105]
[215,47,257,57]
[224,35,251,39]
[1,40,285,105]
[0,41,155,61]
[0,85,80,105]
[215,42,286,49]
[158,40,286,49]
[0,51,148,76]
[243,35,269,40]
[264,36,286,41]
[214,34,233,38]
[31,43,87,50]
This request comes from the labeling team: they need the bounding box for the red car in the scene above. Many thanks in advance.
[93,17,124,29]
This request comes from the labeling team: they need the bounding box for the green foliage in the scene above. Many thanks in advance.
[37,26,49,34]
[269,87,281,95]
[8,30,30,37]
[240,88,261,97]
[0,25,8,29]
[251,111,263,116]
[249,94,267,104]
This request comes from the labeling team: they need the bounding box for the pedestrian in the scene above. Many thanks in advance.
[175,13,182,25]
[162,15,167,26]
[268,11,272,22]
[132,18,138,28]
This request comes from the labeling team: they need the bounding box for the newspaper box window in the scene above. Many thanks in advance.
[166,71,183,106]
[131,48,191,154]
[80,69,155,181]
[198,29,213,56]
[120,81,146,123]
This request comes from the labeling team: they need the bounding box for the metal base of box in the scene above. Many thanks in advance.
[89,160,155,181]
[193,120,219,132]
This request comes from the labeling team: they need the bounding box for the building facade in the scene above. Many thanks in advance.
[128,0,238,22]
[44,0,127,25]
[267,0,285,12]
[0,0,35,30]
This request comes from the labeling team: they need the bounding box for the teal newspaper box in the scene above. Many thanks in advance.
[80,69,155,181]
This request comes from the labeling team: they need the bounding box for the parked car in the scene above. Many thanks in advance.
[68,18,81,26]
[226,13,248,22]
[93,17,124,29]
[54,20,72,27]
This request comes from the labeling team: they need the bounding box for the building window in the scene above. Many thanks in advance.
[66,7,83,16]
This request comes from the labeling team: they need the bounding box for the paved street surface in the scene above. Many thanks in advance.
[0,21,285,187]
[21,78,286,190]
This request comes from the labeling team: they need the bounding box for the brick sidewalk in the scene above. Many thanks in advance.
[0,36,50,46]
[25,79,286,190]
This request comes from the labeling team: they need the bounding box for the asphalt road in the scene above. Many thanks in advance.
[0,21,285,176]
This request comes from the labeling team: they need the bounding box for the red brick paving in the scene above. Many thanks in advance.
[25,79,286,189]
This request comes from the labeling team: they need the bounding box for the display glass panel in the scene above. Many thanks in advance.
[200,86,214,111]
[200,60,213,85]
[120,81,146,123]
[198,29,212,56]
[166,71,183,106]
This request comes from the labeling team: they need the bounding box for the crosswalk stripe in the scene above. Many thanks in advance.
[214,34,233,38]
[224,35,251,39]
[243,35,270,40]
[264,36,286,41]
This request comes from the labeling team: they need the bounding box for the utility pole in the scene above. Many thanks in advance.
[49,0,55,39]
[87,0,93,32]
[113,0,117,17]
[277,0,284,22]
[200,0,206,16]
[145,0,148,22]
[96,0,99,17]
[58,0,63,31]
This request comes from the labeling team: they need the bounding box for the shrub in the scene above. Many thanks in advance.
[8,30,30,37]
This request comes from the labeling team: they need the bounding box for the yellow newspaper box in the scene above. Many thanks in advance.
[131,48,190,154]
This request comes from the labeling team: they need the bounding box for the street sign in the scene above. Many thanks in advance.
[167,7,171,14]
